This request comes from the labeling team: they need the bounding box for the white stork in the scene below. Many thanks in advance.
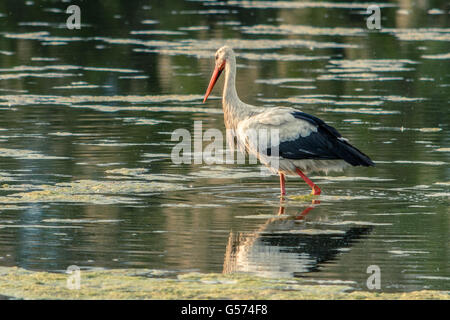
[203,46,374,196]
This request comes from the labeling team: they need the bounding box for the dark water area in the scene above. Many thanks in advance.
[0,0,449,292]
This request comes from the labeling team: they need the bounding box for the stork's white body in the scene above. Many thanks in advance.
[234,107,349,175]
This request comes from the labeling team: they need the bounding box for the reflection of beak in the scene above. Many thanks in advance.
[203,62,225,103]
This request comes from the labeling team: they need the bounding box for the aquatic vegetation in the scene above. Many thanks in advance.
[0,148,69,160]
[0,94,206,107]
[0,0,448,294]
[241,24,365,36]
[0,179,185,205]
[0,267,447,300]
[224,1,397,9]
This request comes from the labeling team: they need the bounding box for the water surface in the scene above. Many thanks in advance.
[0,0,449,292]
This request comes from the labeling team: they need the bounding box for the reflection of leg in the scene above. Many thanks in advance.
[279,199,320,218]
[295,199,320,220]
[295,168,321,195]
[279,172,286,196]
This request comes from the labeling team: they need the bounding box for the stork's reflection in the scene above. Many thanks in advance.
[223,201,372,278]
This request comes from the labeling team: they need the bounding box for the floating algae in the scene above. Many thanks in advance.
[42,218,123,224]
[259,96,383,106]
[382,28,450,42]
[0,72,78,81]
[255,78,315,85]
[105,168,149,176]
[240,24,365,36]
[191,166,259,180]
[130,30,186,35]
[0,148,69,160]
[422,53,450,60]
[434,181,450,186]
[0,94,204,107]
[310,176,394,182]
[321,107,400,115]
[288,194,318,202]
[106,168,188,182]
[224,1,397,9]
[0,179,185,205]
[0,267,448,300]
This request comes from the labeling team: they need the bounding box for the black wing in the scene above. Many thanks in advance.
[268,111,375,167]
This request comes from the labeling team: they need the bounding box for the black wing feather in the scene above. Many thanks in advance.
[268,112,375,167]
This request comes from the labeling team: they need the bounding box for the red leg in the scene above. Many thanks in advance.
[279,173,286,196]
[295,168,321,195]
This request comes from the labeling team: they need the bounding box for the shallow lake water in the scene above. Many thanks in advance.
[0,0,448,293]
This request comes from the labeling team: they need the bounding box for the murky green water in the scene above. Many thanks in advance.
[0,0,448,293]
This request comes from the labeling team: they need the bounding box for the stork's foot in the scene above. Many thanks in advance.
[310,185,321,196]
[295,168,322,196]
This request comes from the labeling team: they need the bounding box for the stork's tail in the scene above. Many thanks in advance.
[335,139,375,167]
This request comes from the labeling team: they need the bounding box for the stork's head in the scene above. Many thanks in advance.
[203,46,234,103]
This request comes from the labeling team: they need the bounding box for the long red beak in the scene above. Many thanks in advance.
[203,64,224,103]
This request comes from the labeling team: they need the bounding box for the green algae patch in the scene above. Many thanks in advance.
[0,267,448,300]
[0,179,185,205]
[288,194,318,202]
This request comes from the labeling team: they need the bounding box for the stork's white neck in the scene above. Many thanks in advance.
[222,54,257,129]
[223,55,240,106]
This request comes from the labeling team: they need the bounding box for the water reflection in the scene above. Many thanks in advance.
[224,202,372,279]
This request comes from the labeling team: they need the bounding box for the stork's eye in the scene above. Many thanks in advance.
[215,55,218,60]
